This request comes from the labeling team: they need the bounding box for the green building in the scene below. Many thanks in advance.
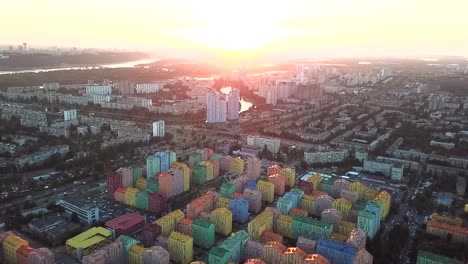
[292,215,333,240]
[146,177,159,193]
[146,155,161,179]
[220,183,236,198]
[219,230,250,263]
[277,197,293,215]
[189,152,202,169]
[129,165,142,185]
[417,250,464,264]
[193,163,207,185]
[192,219,215,248]
[209,246,232,264]
[319,178,334,196]
[135,191,149,210]
[168,151,177,166]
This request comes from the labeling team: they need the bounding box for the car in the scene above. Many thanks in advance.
[44,186,49,189]
[63,192,68,196]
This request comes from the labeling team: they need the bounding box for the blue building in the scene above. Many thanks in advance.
[155,151,170,172]
[277,197,293,215]
[316,239,357,264]
[283,192,300,208]
[228,198,249,224]
[357,201,382,239]
[245,181,257,190]
[290,188,305,201]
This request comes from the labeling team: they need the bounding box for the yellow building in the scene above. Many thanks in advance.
[155,209,185,237]
[229,157,244,175]
[125,187,139,207]
[307,173,322,190]
[332,198,352,218]
[465,204,468,213]
[173,162,191,191]
[211,208,233,236]
[430,213,463,227]
[330,232,348,243]
[258,180,275,203]
[135,178,147,191]
[277,214,293,238]
[363,188,380,202]
[374,191,391,219]
[248,211,274,241]
[66,227,112,259]
[129,244,145,264]
[3,234,28,264]
[169,232,193,264]
[301,195,317,214]
[280,168,296,188]
[201,161,214,181]
[216,197,230,209]
[338,220,356,236]
[348,182,367,199]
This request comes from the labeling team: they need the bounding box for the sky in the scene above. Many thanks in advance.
[2,0,468,63]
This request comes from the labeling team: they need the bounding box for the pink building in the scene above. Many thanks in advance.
[246,158,261,180]
[143,246,170,264]
[267,164,281,176]
[157,172,172,199]
[268,174,286,196]
[27,248,54,264]
[116,167,133,188]
[142,223,162,247]
[202,148,214,161]
[243,188,262,214]
[219,155,233,172]
[168,168,184,196]
[230,175,248,193]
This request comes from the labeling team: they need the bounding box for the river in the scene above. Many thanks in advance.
[220,86,253,113]
[0,58,160,75]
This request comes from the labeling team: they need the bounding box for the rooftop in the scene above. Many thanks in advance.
[105,213,145,230]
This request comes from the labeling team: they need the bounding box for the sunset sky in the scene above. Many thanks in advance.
[2,0,468,62]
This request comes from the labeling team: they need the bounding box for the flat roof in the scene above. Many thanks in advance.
[105,213,145,230]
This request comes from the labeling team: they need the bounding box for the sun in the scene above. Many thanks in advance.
[192,1,280,51]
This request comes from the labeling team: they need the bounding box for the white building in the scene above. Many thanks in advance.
[86,85,112,95]
[63,109,77,121]
[266,86,278,105]
[152,120,165,137]
[304,150,349,164]
[207,90,227,123]
[93,95,111,104]
[43,82,59,91]
[136,83,161,94]
[246,135,280,153]
[227,89,240,120]
[57,199,99,224]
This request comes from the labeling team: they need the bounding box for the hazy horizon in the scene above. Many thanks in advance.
[3,0,468,64]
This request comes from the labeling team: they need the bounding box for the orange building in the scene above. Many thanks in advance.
[426,220,468,243]
[268,174,286,196]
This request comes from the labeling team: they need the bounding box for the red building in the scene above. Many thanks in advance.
[148,193,167,215]
[177,218,193,236]
[298,181,314,195]
[157,172,173,199]
[107,172,122,199]
[16,245,34,264]
[105,213,145,238]
[142,223,162,247]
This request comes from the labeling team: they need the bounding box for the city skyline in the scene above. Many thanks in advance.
[2,0,468,64]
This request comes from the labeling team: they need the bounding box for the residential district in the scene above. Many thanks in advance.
[0,58,468,264]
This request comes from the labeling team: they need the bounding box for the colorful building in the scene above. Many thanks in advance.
[430,213,463,226]
[216,197,230,209]
[346,228,367,251]
[172,162,191,191]
[105,213,145,238]
[292,215,333,240]
[148,193,167,214]
[373,191,391,219]
[243,188,262,214]
[125,187,139,207]
[211,208,233,236]
[319,178,334,196]
[284,191,301,209]
[135,191,149,211]
[307,173,322,191]
[155,210,185,237]
[168,232,193,264]
[116,167,134,188]
[229,157,244,175]
[333,198,352,218]
[277,197,293,215]
[221,183,236,198]
[262,241,286,264]
[248,211,274,241]
[316,239,357,264]
[192,219,215,248]
[66,227,112,259]
[268,174,286,196]
[129,244,145,264]
[228,198,250,224]
[177,218,193,237]
[257,180,275,203]
[158,172,173,199]
[301,195,317,214]
[280,167,296,187]
[218,230,250,263]
[209,246,232,264]
[348,182,367,200]
[333,179,350,197]
[321,209,343,230]
[146,177,159,193]
[267,165,282,176]
[246,157,261,180]
[188,151,202,168]
[416,250,464,264]
[136,177,147,191]
[4,235,28,264]
[426,220,468,244]
[276,214,293,238]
